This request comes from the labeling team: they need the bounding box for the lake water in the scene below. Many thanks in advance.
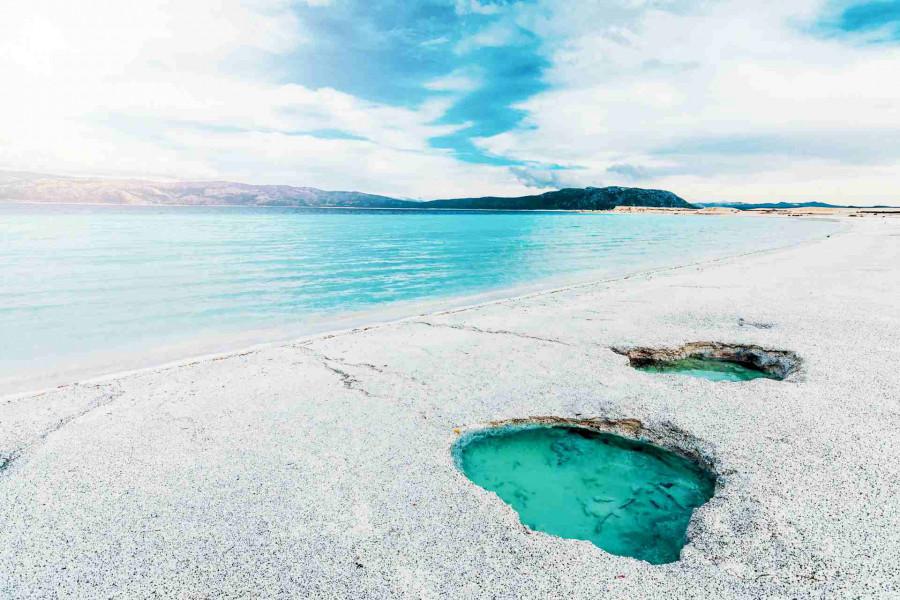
[0,205,838,391]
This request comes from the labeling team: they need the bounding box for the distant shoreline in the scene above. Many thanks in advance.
[3,199,897,218]
[0,214,845,399]
[2,200,609,212]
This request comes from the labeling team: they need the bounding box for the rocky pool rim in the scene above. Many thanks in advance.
[451,416,720,485]
[612,342,802,381]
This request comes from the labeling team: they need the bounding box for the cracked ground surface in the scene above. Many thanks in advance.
[1,218,899,598]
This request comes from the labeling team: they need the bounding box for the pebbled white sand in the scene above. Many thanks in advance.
[1,217,899,598]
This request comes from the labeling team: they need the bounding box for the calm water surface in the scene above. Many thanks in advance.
[455,425,716,564]
[0,205,837,390]
[637,357,780,382]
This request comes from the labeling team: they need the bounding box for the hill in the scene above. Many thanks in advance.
[0,171,416,208]
[427,186,694,210]
[0,172,694,211]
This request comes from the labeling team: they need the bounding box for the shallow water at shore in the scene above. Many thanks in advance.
[0,205,837,390]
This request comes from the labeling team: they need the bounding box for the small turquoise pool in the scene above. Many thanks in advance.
[636,357,779,382]
[454,425,716,564]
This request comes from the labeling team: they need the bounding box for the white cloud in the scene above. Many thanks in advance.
[424,69,482,93]
[455,19,528,53]
[1,0,899,204]
[455,0,503,16]
[473,0,900,204]
[0,0,526,198]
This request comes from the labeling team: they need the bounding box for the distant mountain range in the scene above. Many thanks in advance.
[0,171,694,211]
[0,171,412,208]
[697,201,892,210]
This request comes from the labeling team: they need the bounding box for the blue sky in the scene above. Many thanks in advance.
[1,0,899,203]
[284,0,548,165]
[832,1,900,37]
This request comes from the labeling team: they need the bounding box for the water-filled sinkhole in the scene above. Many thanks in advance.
[454,425,716,564]
[636,357,778,382]
[616,342,800,382]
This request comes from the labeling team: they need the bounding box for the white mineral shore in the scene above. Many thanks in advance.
[1,217,899,598]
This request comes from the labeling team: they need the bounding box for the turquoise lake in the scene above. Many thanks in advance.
[0,205,837,390]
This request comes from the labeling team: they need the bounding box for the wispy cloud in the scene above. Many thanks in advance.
[424,69,483,93]
[1,0,899,203]
[510,165,579,188]
[454,0,506,16]
[473,0,900,203]
[0,0,529,197]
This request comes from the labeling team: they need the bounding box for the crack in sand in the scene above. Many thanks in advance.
[339,361,385,373]
[296,344,430,390]
[1,383,125,477]
[321,362,375,397]
[413,321,570,346]
[738,318,775,329]
[295,347,379,397]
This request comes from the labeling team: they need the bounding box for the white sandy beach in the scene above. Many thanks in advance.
[1,216,899,598]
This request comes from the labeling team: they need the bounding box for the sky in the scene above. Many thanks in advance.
[0,0,899,204]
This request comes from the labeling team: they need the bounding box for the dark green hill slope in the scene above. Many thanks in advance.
[424,186,694,210]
